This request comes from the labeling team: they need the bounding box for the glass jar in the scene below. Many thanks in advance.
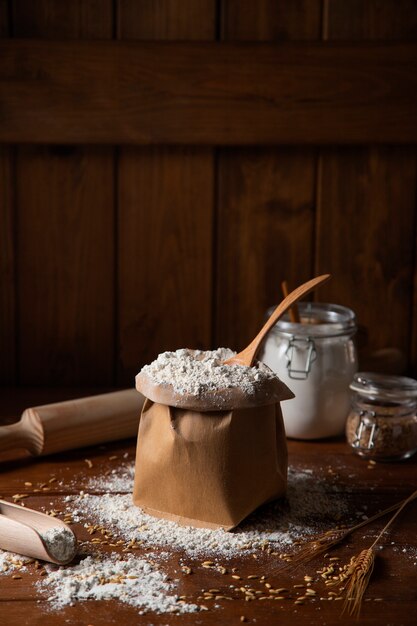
[260,303,357,439]
[346,372,417,461]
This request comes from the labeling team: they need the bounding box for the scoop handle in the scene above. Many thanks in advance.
[227,274,331,367]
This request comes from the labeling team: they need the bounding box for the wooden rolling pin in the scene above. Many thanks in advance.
[0,389,144,458]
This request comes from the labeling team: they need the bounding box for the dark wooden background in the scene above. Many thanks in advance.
[1,0,417,388]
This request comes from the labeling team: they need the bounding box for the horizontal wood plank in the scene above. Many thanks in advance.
[0,40,416,144]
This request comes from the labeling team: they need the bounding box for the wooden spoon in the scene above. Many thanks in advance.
[225,274,331,367]
[281,280,300,324]
[0,499,77,565]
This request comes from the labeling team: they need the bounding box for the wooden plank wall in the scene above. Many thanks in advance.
[12,0,115,387]
[216,1,322,350]
[117,0,215,383]
[0,0,416,388]
[317,0,417,373]
[0,0,14,383]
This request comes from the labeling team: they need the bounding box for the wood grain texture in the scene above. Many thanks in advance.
[13,1,115,387]
[0,40,416,144]
[0,389,416,625]
[116,1,215,383]
[317,1,417,372]
[216,2,320,352]
[0,389,144,457]
[117,0,215,40]
[316,147,416,357]
[0,3,14,383]
[221,0,322,40]
[324,0,417,40]
[17,146,115,385]
[216,149,317,350]
[12,0,113,38]
[0,0,9,36]
[0,147,15,383]
[117,147,213,380]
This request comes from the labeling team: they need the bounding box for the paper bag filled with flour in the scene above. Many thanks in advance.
[133,348,293,530]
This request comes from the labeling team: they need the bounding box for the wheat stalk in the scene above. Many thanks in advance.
[279,496,406,569]
[280,528,349,567]
[335,488,417,617]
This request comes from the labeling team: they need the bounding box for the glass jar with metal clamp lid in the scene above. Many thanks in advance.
[346,373,417,461]
[259,303,357,439]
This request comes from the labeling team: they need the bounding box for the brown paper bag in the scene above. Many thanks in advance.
[133,394,290,530]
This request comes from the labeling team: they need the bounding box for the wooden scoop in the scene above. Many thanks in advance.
[225,274,331,367]
[0,499,77,565]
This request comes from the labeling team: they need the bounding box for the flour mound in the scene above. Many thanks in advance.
[136,347,291,410]
[140,347,277,396]
[40,527,77,562]
[39,554,199,614]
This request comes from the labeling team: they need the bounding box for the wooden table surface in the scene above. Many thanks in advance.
[0,388,416,626]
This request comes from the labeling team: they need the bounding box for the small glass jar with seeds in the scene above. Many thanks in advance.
[346,372,417,461]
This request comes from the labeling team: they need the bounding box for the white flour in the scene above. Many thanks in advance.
[139,347,277,396]
[39,554,199,614]
[68,463,349,559]
[0,461,352,615]
[40,527,77,562]
[0,551,31,573]
[86,464,135,493]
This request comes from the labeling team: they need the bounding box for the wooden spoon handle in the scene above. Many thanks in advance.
[281,280,300,324]
[226,274,331,367]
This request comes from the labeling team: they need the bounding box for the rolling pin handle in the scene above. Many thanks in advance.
[0,410,43,456]
[0,421,29,454]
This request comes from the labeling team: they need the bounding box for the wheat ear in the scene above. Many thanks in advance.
[279,495,408,569]
[337,488,417,617]
[340,548,375,617]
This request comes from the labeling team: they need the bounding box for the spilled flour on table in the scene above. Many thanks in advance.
[392,543,417,566]
[0,551,32,574]
[0,461,351,615]
[67,463,349,559]
[38,554,198,614]
[85,462,135,493]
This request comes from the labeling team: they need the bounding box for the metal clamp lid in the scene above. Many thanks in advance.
[285,336,317,380]
[350,372,417,402]
[352,410,378,450]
